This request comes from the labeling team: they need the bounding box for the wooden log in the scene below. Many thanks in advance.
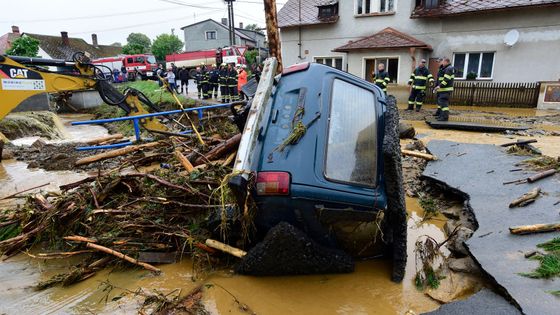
[75,141,161,166]
[0,182,50,200]
[194,242,217,254]
[500,139,537,147]
[509,222,560,235]
[401,149,438,161]
[63,235,97,243]
[527,169,557,183]
[86,242,161,273]
[85,134,124,145]
[194,134,242,166]
[174,149,194,173]
[120,173,190,193]
[59,176,96,191]
[509,187,541,208]
[205,239,247,258]
[222,151,237,167]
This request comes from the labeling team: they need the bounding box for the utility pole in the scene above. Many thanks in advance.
[225,0,236,46]
[263,0,283,72]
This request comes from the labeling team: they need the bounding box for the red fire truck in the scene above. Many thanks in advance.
[166,46,246,77]
[93,54,158,81]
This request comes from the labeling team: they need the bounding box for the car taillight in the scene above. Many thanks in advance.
[282,62,310,75]
[256,172,290,196]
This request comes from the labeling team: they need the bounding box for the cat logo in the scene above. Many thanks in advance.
[9,68,29,79]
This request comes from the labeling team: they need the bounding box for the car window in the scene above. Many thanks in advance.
[127,58,133,63]
[136,56,145,63]
[325,79,377,187]
[147,56,156,64]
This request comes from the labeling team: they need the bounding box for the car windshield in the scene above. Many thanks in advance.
[147,56,156,64]
[325,79,377,187]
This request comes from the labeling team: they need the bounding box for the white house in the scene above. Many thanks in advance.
[278,0,560,89]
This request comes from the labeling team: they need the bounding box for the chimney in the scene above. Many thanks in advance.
[61,31,69,45]
[221,18,228,26]
[11,26,20,34]
[91,33,98,47]
[239,22,244,29]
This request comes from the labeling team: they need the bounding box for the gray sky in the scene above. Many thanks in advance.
[0,0,285,46]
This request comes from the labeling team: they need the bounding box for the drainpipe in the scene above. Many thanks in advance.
[298,0,302,59]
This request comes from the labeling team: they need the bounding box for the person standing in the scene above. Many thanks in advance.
[237,65,248,100]
[194,66,203,99]
[165,68,176,92]
[407,59,434,112]
[208,64,220,99]
[201,64,210,99]
[433,57,455,121]
[372,63,390,95]
[178,66,189,95]
[156,64,165,87]
[227,63,239,102]
[120,65,128,82]
[219,63,228,103]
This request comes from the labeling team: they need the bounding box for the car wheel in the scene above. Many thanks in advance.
[382,95,407,282]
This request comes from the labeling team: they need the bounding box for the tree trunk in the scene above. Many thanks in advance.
[509,223,560,235]
[75,142,161,166]
[194,134,241,166]
[263,0,283,73]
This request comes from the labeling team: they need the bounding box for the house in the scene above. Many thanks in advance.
[278,0,560,90]
[180,18,266,52]
[0,26,22,55]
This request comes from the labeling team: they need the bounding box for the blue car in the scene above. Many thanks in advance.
[229,59,407,281]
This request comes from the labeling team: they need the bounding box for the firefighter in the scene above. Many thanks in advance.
[194,66,203,99]
[433,57,455,121]
[434,58,445,117]
[178,66,189,95]
[372,63,390,94]
[201,64,210,99]
[407,59,434,112]
[218,63,228,103]
[208,64,220,99]
[227,63,238,102]
[237,65,248,100]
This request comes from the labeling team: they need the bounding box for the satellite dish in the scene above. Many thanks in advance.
[504,30,519,47]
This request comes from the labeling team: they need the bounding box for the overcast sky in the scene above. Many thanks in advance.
[0,0,285,46]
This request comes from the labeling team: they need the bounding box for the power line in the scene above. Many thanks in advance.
[0,7,186,24]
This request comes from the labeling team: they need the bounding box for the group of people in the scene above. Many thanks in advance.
[155,62,261,103]
[371,57,455,121]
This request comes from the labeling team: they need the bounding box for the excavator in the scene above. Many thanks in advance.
[0,52,167,132]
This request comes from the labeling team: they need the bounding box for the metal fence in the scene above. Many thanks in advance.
[424,81,541,108]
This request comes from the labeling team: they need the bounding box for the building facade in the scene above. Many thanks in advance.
[181,19,265,52]
[278,0,560,87]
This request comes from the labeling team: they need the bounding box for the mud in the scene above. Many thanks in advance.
[236,222,354,276]
[423,289,521,315]
[0,111,66,140]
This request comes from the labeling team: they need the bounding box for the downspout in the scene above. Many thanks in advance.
[298,0,302,59]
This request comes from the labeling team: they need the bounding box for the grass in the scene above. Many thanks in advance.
[520,156,560,171]
[521,252,560,279]
[419,195,439,222]
[117,81,194,106]
[538,237,560,252]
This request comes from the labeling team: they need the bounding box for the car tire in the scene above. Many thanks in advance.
[382,95,407,282]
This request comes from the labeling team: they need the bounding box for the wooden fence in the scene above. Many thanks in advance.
[424,81,541,108]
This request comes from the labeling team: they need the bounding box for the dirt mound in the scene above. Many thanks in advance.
[236,222,354,276]
[0,111,66,140]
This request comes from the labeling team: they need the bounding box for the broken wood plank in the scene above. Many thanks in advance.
[63,235,97,243]
[84,134,124,145]
[75,141,161,166]
[509,187,541,208]
[86,242,160,273]
[401,149,438,161]
[205,239,247,258]
[500,139,537,147]
[509,222,560,235]
[174,149,194,173]
[59,176,97,191]
[194,134,242,166]
[527,169,557,183]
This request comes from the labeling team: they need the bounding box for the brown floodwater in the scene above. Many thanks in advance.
[0,197,447,315]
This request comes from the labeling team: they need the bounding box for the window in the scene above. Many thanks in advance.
[127,58,133,63]
[326,79,377,187]
[318,4,338,19]
[205,31,217,40]
[135,56,145,63]
[453,52,495,80]
[355,0,395,14]
[315,57,344,70]
[147,56,156,64]
[364,58,398,83]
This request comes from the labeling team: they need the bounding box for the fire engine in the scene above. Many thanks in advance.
[93,54,158,81]
[166,46,246,77]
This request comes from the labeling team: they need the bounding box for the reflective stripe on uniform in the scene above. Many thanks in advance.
[415,76,427,80]
[413,86,427,90]
[444,74,454,79]
[438,87,454,92]
[442,107,450,111]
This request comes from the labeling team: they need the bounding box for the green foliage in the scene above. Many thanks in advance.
[244,49,259,66]
[466,72,477,80]
[538,237,560,252]
[521,252,560,279]
[0,222,21,241]
[122,33,151,54]
[151,34,183,61]
[419,195,439,221]
[244,23,264,34]
[6,36,40,57]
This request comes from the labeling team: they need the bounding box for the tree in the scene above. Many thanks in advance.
[122,33,151,54]
[151,34,183,61]
[6,36,40,57]
[244,24,264,35]
[244,49,259,66]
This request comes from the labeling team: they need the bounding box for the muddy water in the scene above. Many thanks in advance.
[0,198,446,315]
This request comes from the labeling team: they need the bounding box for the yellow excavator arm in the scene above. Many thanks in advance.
[0,53,166,132]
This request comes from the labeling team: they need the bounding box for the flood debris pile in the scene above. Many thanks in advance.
[0,111,66,140]
[0,131,245,289]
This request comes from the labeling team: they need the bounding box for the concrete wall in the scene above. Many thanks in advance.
[280,0,560,86]
[69,91,103,110]
[183,20,243,52]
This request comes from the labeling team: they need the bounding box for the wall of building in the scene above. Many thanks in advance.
[183,21,234,52]
[280,1,560,85]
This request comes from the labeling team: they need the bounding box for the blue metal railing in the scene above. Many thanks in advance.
[72,102,238,150]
